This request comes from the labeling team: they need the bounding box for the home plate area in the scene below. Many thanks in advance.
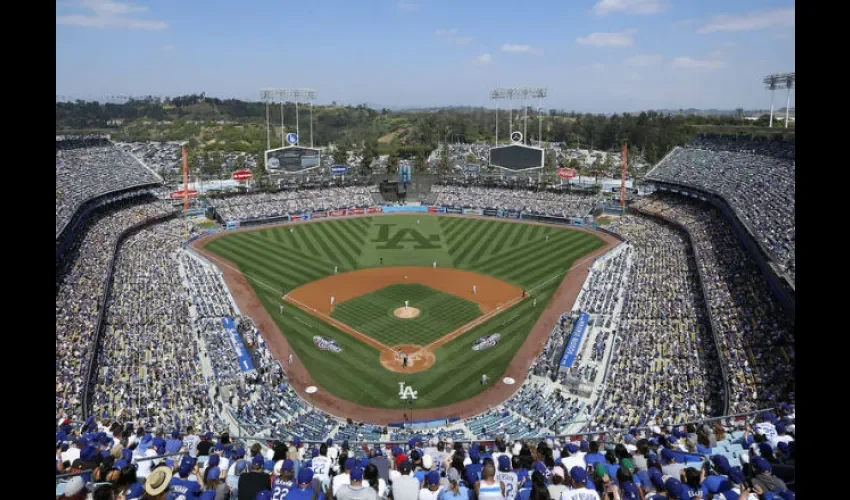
[380,344,435,373]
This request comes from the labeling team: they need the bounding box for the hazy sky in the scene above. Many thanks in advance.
[56,0,795,113]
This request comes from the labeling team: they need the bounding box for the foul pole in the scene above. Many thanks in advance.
[620,144,627,211]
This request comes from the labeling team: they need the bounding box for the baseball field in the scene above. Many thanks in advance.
[199,214,606,412]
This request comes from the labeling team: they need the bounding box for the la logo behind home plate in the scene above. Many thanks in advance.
[398,383,418,400]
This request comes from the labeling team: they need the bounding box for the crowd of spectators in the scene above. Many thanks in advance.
[633,194,795,415]
[212,187,374,222]
[56,406,795,499]
[57,142,162,235]
[56,197,173,420]
[89,218,222,432]
[647,136,795,282]
[425,186,598,218]
[591,215,725,432]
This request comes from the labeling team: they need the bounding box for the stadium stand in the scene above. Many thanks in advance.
[56,149,795,498]
[646,135,795,283]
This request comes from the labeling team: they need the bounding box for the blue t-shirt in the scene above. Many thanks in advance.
[415,470,427,485]
[285,486,325,500]
[514,469,529,488]
[517,488,531,500]
[166,438,184,454]
[272,478,295,500]
[167,477,202,499]
[438,485,470,500]
[465,464,482,486]
[584,453,605,467]
[199,491,216,500]
[605,464,620,480]
[701,474,729,496]
[682,485,701,499]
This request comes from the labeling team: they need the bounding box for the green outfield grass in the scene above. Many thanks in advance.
[203,214,605,409]
[331,284,482,346]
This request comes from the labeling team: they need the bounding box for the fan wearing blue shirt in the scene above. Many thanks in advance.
[583,442,605,468]
[168,456,202,499]
[286,468,325,500]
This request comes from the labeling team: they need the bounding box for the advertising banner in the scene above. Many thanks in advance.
[428,206,439,213]
[348,208,366,215]
[222,317,255,372]
[329,209,347,217]
[290,214,302,221]
[483,208,499,217]
[462,208,484,216]
[312,210,328,218]
[331,165,349,175]
[505,210,520,219]
[445,207,463,214]
[226,221,240,229]
[560,312,590,368]
[381,205,429,213]
[367,207,383,214]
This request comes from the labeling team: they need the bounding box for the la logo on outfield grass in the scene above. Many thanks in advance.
[398,383,418,400]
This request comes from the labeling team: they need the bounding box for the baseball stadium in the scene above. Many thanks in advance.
[57,7,795,497]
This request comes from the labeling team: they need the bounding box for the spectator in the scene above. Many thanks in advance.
[239,455,272,500]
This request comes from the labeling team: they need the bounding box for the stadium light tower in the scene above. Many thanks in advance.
[259,88,318,148]
[763,73,794,128]
[489,87,548,145]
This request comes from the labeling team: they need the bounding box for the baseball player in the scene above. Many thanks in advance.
[330,296,335,306]
[533,298,537,307]
[433,261,437,269]
[545,234,549,241]
[472,285,477,295]
[290,228,294,233]
[402,354,408,369]
[380,257,384,265]
[417,219,420,225]
[280,304,284,315]
[289,353,293,365]
[480,374,488,385]
[405,300,409,310]
[334,265,338,274]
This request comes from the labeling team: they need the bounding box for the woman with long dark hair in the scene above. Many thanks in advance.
[529,470,550,500]
[364,463,387,499]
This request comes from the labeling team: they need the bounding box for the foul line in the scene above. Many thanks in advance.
[283,295,393,353]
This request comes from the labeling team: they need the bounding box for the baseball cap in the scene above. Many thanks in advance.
[399,460,413,474]
[426,470,440,486]
[256,492,273,500]
[215,442,225,451]
[207,466,221,481]
[665,478,684,496]
[172,430,181,439]
[235,447,245,458]
[498,455,511,472]
[360,458,370,469]
[410,449,421,461]
[776,423,787,434]
[208,454,220,467]
[758,442,773,456]
[327,439,334,446]
[205,432,214,440]
[660,448,676,463]
[594,463,608,479]
[298,467,314,485]
[727,468,744,485]
[570,466,586,483]
[566,443,578,454]
[125,482,145,500]
[351,467,364,481]
[179,456,195,477]
[422,454,433,470]
[552,466,565,478]
[345,457,356,470]
[710,455,730,474]
[534,462,547,475]
[311,448,319,458]
[374,448,383,456]
[752,456,772,474]
[253,455,265,468]
[283,459,295,472]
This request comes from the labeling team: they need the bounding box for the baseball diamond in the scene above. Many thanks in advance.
[194,214,610,418]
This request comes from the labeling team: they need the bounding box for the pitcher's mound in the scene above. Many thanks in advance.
[380,344,435,373]
[393,307,421,319]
